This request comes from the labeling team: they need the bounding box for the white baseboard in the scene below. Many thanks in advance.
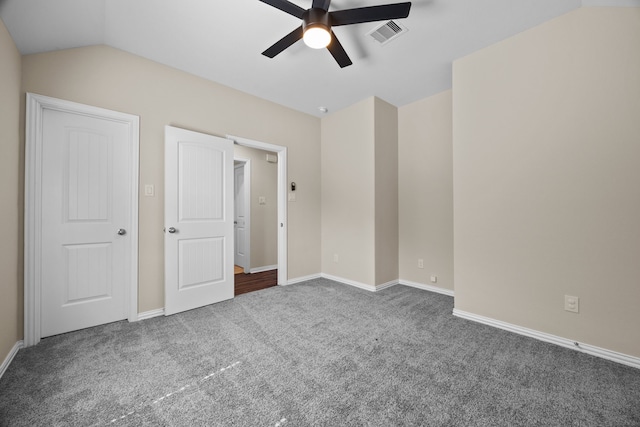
[321,273,377,292]
[0,341,24,380]
[376,279,399,291]
[453,309,640,370]
[320,273,399,292]
[399,279,455,297]
[269,272,386,288]
[293,274,451,296]
[137,308,165,321]
[284,273,322,285]
[249,264,278,274]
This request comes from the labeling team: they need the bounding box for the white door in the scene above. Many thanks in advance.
[234,164,247,270]
[164,126,234,316]
[40,108,134,337]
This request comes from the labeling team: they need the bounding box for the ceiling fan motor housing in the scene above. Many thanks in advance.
[303,8,331,33]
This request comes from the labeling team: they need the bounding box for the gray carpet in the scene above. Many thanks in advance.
[1,279,639,426]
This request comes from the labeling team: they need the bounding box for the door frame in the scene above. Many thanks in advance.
[233,158,251,273]
[24,93,140,347]
[227,135,287,285]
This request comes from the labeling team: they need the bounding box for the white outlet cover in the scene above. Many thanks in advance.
[564,295,579,313]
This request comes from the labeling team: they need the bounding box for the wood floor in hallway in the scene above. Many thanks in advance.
[234,269,277,296]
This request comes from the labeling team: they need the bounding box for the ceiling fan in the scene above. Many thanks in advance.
[260,0,412,68]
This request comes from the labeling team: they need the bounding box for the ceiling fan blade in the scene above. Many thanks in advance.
[330,2,411,26]
[312,0,331,11]
[262,26,304,58]
[327,32,352,68]
[259,0,306,19]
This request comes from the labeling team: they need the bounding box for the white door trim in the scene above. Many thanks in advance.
[234,157,251,273]
[227,135,287,285]
[24,93,139,347]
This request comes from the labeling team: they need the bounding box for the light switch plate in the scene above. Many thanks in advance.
[144,184,154,197]
[288,193,296,202]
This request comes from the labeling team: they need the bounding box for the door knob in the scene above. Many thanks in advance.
[117,228,127,236]
[168,227,177,234]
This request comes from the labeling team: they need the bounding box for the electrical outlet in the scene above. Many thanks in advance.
[418,259,424,269]
[564,295,579,313]
[430,275,438,283]
[333,253,339,263]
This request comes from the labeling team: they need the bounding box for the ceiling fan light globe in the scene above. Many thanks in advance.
[303,26,331,49]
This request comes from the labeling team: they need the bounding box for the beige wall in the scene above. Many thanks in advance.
[398,91,453,290]
[0,18,22,363]
[321,97,399,287]
[321,98,376,285]
[233,145,278,270]
[21,45,321,313]
[453,8,640,357]
[374,98,399,286]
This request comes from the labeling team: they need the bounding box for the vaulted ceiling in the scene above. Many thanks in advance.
[0,0,635,116]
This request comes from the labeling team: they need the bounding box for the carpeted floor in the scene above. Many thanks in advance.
[1,278,639,426]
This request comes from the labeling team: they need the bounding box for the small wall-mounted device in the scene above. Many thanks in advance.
[266,153,278,163]
[291,182,296,191]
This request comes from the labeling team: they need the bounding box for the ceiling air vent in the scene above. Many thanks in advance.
[367,20,408,45]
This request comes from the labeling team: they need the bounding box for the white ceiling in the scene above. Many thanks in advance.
[1,0,637,117]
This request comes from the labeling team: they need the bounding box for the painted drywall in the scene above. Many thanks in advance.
[453,8,640,357]
[321,98,376,286]
[21,45,321,313]
[374,98,399,286]
[233,145,278,270]
[398,91,454,291]
[0,18,21,363]
[321,97,400,288]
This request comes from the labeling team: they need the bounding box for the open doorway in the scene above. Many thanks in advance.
[232,138,285,295]
[234,159,250,274]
